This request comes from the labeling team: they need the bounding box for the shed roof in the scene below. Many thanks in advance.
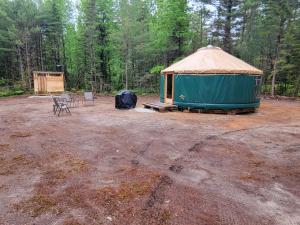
[161,46,263,75]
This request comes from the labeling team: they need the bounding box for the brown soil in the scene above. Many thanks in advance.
[0,95,299,225]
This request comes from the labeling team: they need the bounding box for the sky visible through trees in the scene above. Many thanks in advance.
[0,0,299,96]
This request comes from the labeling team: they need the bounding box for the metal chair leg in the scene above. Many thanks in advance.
[58,108,62,117]
[66,108,71,115]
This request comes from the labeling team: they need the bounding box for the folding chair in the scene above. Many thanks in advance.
[83,92,94,105]
[60,93,78,108]
[52,96,71,116]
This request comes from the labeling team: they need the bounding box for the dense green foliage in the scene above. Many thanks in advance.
[0,0,299,96]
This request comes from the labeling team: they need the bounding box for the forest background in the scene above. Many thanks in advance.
[0,0,299,97]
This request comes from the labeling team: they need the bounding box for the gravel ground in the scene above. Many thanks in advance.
[0,95,299,225]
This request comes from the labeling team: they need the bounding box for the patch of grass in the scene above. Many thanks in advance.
[0,89,24,97]
[49,169,68,180]
[250,158,265,167]
[239,174,263,182]
[0,144,10,152]
[245,152,265,167]
[0,154,36,175]
[0,184,7,190]
[63,218,84,225]
[14,193,60,217]
[95,176,159,206]
[33,154,91,196]
[64,186,86,206]
[65,157,89,172]
[114,180,153,201]
[41,169,68,187]
[10,131,32,138]
[89,176,161,218]
[111,88,158,96]
[61,185,100,213]
[158,209,171,224]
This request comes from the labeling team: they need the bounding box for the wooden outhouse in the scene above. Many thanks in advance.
[33,71,64,94]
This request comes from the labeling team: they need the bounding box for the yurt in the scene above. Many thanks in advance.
[160,45,263,111]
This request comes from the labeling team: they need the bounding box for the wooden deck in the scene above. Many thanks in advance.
[143,102,255,114]
[188,108,256,115]
[143,102,178,112]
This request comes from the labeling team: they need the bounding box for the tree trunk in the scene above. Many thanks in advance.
[271,58,278,97]
[40,32,44,71]
[293,75,300,97]
[56,37,61,68]
[125,54,128,90]
[25,37,32,89]
[17,46,25,84]
[62,34,68,88]
[223,0,233,53]
[271,17,285,97]
[240,8,247,45]
[199,6,203,46]
[124,31,129,90]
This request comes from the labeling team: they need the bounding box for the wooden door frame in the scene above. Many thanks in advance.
[164,73,174,104]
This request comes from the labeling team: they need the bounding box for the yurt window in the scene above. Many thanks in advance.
[255,76,262,86]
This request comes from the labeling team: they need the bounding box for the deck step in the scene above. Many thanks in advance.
[143,102,177,112]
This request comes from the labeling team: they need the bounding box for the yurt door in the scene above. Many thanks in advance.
[165,73,174,104]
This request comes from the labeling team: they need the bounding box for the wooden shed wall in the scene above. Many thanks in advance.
[33,72,64,94]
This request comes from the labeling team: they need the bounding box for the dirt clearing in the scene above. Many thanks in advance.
[0,95,299,225]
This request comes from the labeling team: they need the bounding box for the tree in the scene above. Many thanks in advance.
[189,2,212,50]
[266,0,292,96]
[212,0,242,53]
[150,0,189,65]
[0,0,299,97]
[77,0,113,91]
[278,1,300,96]
[0,0,18,81]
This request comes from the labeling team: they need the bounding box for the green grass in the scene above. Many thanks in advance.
[110,88,158,96]
[0,89,24,97]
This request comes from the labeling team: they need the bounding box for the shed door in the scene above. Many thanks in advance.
[165,73,174,104]
[38,75,47,93]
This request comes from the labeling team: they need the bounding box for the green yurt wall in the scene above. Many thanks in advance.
[172,74,262,109]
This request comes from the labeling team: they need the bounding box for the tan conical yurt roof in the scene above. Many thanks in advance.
[162,46,263,75]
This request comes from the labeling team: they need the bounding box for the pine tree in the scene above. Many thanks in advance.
[150,0,189,65]
[189,2,212,50]
[212,0,242,53]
